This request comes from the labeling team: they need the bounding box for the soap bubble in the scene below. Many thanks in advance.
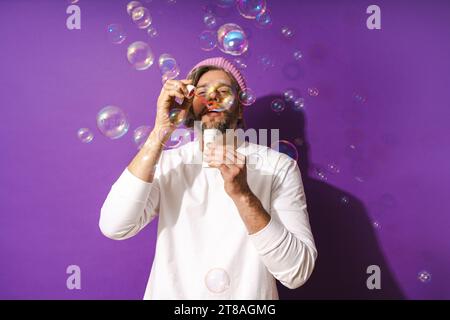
[161,72,178,84]
[308,87,319,96]
[292,97,305,111]
[281,26,293,38]
[352,92,366,103]
[270,99,285,113]
[283,89,295,102]
[372,221,381,229]
[97,106,129,139]
[127,1,142,15]
[417,271,431,283]
[77,128,94,143]
[233,58,247,69]
[238,88,256,106]
[169,108,185,126]
[272,140,298,161]
[340,196,349,205]
[199,30,217,51]
[107,24,126,44]
[258,54,274,70]
[133,125,152,149]
[158,126,192,149]
[255,11,272,28]
[327,163,341,174]
[220,94,236,111]
[205,268,231,293]
[217,23,249,56]
[147,26,158,38]
[355,176,364,183]
[127,41,154,70]
[214,0,235,8]
[293,50,303,60]
[237,0,266,19]
[314,166,328,180]
[203,13,217,28]
[158,54,180,79]
[131,6,152,29]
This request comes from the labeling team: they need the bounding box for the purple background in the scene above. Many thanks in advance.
[1,0,449,299]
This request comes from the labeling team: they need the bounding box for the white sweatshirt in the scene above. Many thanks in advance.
[99,140,317,300]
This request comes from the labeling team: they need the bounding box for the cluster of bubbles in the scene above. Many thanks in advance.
[106,2,161,70]
[77,105,135,144]
[205,268,231,293]
[198,2,272,57]
[282,89,305,111]
[95,0,356,197]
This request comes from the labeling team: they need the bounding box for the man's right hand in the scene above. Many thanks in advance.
[153,79,193,143]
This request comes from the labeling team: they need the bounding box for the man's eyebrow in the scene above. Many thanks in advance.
[196,83,232,89]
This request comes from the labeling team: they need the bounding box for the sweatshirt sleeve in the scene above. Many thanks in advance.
[248,157,317,289]
[99,167,160,240]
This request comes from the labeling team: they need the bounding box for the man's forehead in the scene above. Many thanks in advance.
[197,79,232,88]
[197,70,232,86]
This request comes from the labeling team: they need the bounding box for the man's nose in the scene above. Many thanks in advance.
[208,91,218,99]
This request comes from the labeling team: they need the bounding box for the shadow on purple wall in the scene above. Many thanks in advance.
[245,95,404,299]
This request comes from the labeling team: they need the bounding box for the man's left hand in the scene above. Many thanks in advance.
[205,144,252,200]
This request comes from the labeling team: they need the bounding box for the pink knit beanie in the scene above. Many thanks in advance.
[188,57,247,92]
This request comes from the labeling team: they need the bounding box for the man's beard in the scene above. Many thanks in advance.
[199,110,237,134]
